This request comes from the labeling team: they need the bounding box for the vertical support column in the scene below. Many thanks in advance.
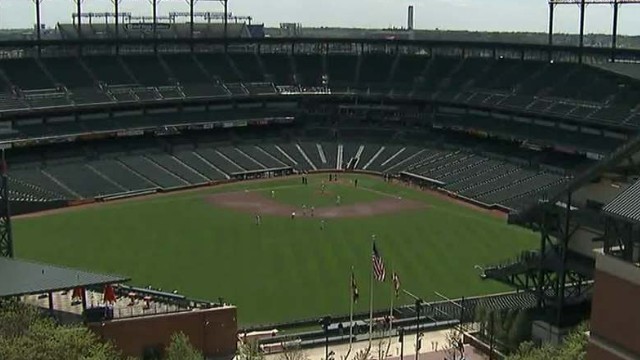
[34,0,42,55]
[152,0,158,52]
[579,0,586,64]
[556,192,572,326]
[48,292,54,317]
[612,0,619,63]
[81,288,88,311]
[224,0,228,51]
[113,0,120,55]
[624,222,633,261]
[536,209,549,309]
[548,2,554,61]
[76,0,82,38]
[190,0,195,51]
[548,2,554,46]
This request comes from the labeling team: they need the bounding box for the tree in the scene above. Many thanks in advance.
[474,305,487,336]
[373,338,387,360]
[237,339,265,360]
[502,309,518,340]
[165,332,203,360]
[350,347,373,360]
[507,310,531,350]
[442,329,465,360]
[506,323,588,360]
[0,312,122,360]
[278,338,308,360]
[0,300,42,338]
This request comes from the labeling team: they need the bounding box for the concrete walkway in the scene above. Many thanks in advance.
[265,329,487,360]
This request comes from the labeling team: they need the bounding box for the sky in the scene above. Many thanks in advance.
[0,0,639,35]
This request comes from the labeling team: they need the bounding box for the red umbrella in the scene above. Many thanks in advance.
[103,284,117,304]
[71,287,83,300]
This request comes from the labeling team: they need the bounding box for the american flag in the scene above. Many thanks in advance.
[372,243,386,282]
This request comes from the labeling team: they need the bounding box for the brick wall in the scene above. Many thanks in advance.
[88,306,237,358]
[590,269,640,356]
[587,342,627,360]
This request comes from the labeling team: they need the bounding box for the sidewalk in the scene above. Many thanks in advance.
[265,329,487,360]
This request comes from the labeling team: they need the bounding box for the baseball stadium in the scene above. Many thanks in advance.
[1,1,640,359]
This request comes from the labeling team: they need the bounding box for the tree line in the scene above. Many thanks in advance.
[0,299,587,359]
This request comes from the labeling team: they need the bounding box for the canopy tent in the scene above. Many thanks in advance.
[0,256,128,298]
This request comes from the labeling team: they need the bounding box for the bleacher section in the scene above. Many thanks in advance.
[0,53,638,130]
[1,49,630,214]
[5,137,572,211]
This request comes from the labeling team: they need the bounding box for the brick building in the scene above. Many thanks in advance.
[588,181,640,360]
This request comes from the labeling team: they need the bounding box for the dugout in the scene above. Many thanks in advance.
[231,166,293,180]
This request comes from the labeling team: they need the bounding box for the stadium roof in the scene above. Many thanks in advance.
[0,257,129,297]
[602,178,640,224]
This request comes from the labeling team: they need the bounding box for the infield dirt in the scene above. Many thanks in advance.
[205,190,427,218]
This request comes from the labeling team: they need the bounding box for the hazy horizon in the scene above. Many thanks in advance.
[0,0,639,35]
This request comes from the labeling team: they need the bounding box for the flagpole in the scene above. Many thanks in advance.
[386,267,394,357]
[368,235,375,350]
[389,267,394,331]
[350,293,354,338]
[347,267,355,360]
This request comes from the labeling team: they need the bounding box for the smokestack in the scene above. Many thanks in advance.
[407,5,414,30]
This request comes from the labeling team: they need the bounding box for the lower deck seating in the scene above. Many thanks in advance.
[236,145,286,169]
[89,159,156,191]
[7,138,571,210]
[146,153,209,184]
[45,163,123,197]
[173,151,228,181]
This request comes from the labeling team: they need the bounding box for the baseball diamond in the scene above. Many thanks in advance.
[14,174,537,325]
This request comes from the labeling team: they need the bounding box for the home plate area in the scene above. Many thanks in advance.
[205,190,427,219]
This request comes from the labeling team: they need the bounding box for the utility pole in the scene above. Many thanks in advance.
[398,327,404,360]
[488,313,495,360]
[321,316,332,360]
[414,299,422,360]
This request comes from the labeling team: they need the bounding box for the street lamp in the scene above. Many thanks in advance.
[398,327,404,360]
[414,299,422,360]
[321,316,333,360]
[489,314,495,360]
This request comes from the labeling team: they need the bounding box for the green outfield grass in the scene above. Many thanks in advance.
[14,174,537,326]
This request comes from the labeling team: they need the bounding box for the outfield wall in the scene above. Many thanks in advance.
[9,200,68,215]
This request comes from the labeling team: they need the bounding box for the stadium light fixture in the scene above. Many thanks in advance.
[548,0,640,63]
